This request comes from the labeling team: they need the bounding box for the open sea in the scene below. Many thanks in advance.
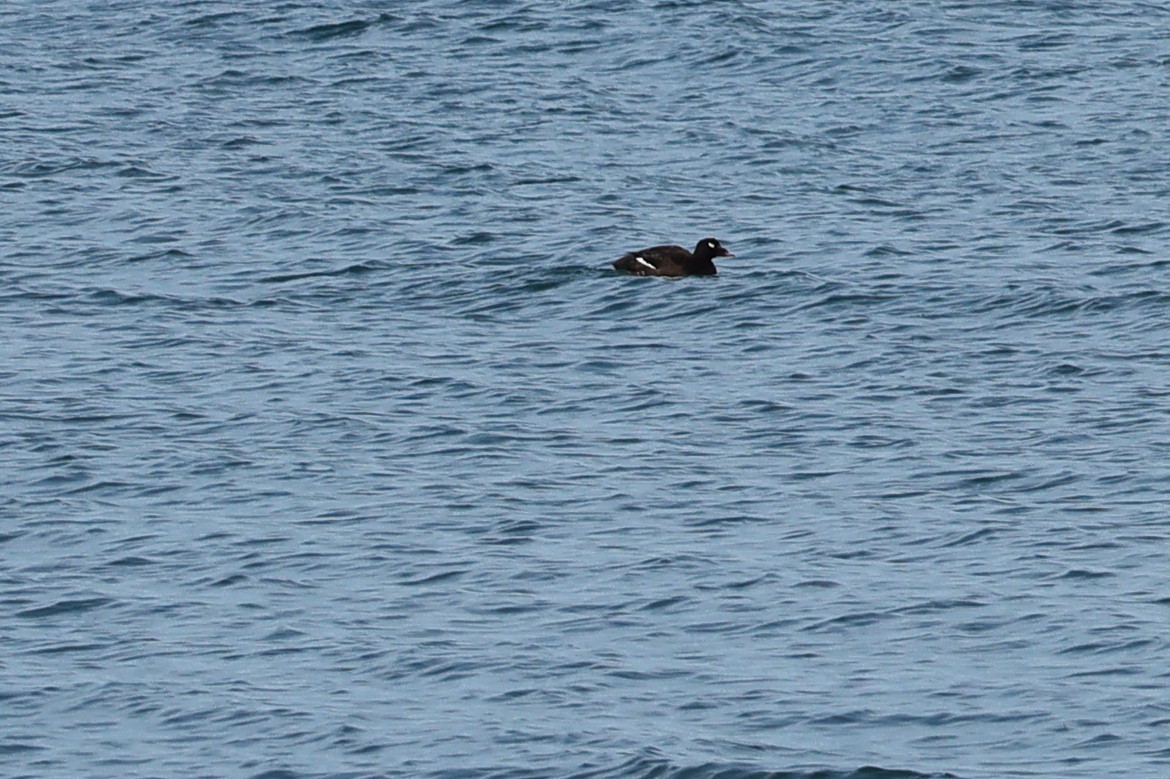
[4,2,1170,778]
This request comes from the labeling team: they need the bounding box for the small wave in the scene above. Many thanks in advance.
[287,14,399,42]
[562,753,960,779]
[17,597,113,619]
[260,261,382,284]
[185,11,245,28]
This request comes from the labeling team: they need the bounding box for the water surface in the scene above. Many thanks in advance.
[4,2,1170,778]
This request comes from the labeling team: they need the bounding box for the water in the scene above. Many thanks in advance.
[3,2,1170,777]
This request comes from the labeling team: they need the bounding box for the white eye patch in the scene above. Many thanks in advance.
[707,241,715,249]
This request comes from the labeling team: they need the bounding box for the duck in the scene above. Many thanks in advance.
[613,237,732,277]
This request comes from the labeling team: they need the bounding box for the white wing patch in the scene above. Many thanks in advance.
[634,256,655,271]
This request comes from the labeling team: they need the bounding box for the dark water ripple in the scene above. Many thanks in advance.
[5,1,1170,778]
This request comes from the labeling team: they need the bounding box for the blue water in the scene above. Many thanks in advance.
[4,2,1170,777]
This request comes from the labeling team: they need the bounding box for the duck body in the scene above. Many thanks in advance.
[613,237,733,277]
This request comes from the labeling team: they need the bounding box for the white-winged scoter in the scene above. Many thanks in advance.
[613,237,733,277]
